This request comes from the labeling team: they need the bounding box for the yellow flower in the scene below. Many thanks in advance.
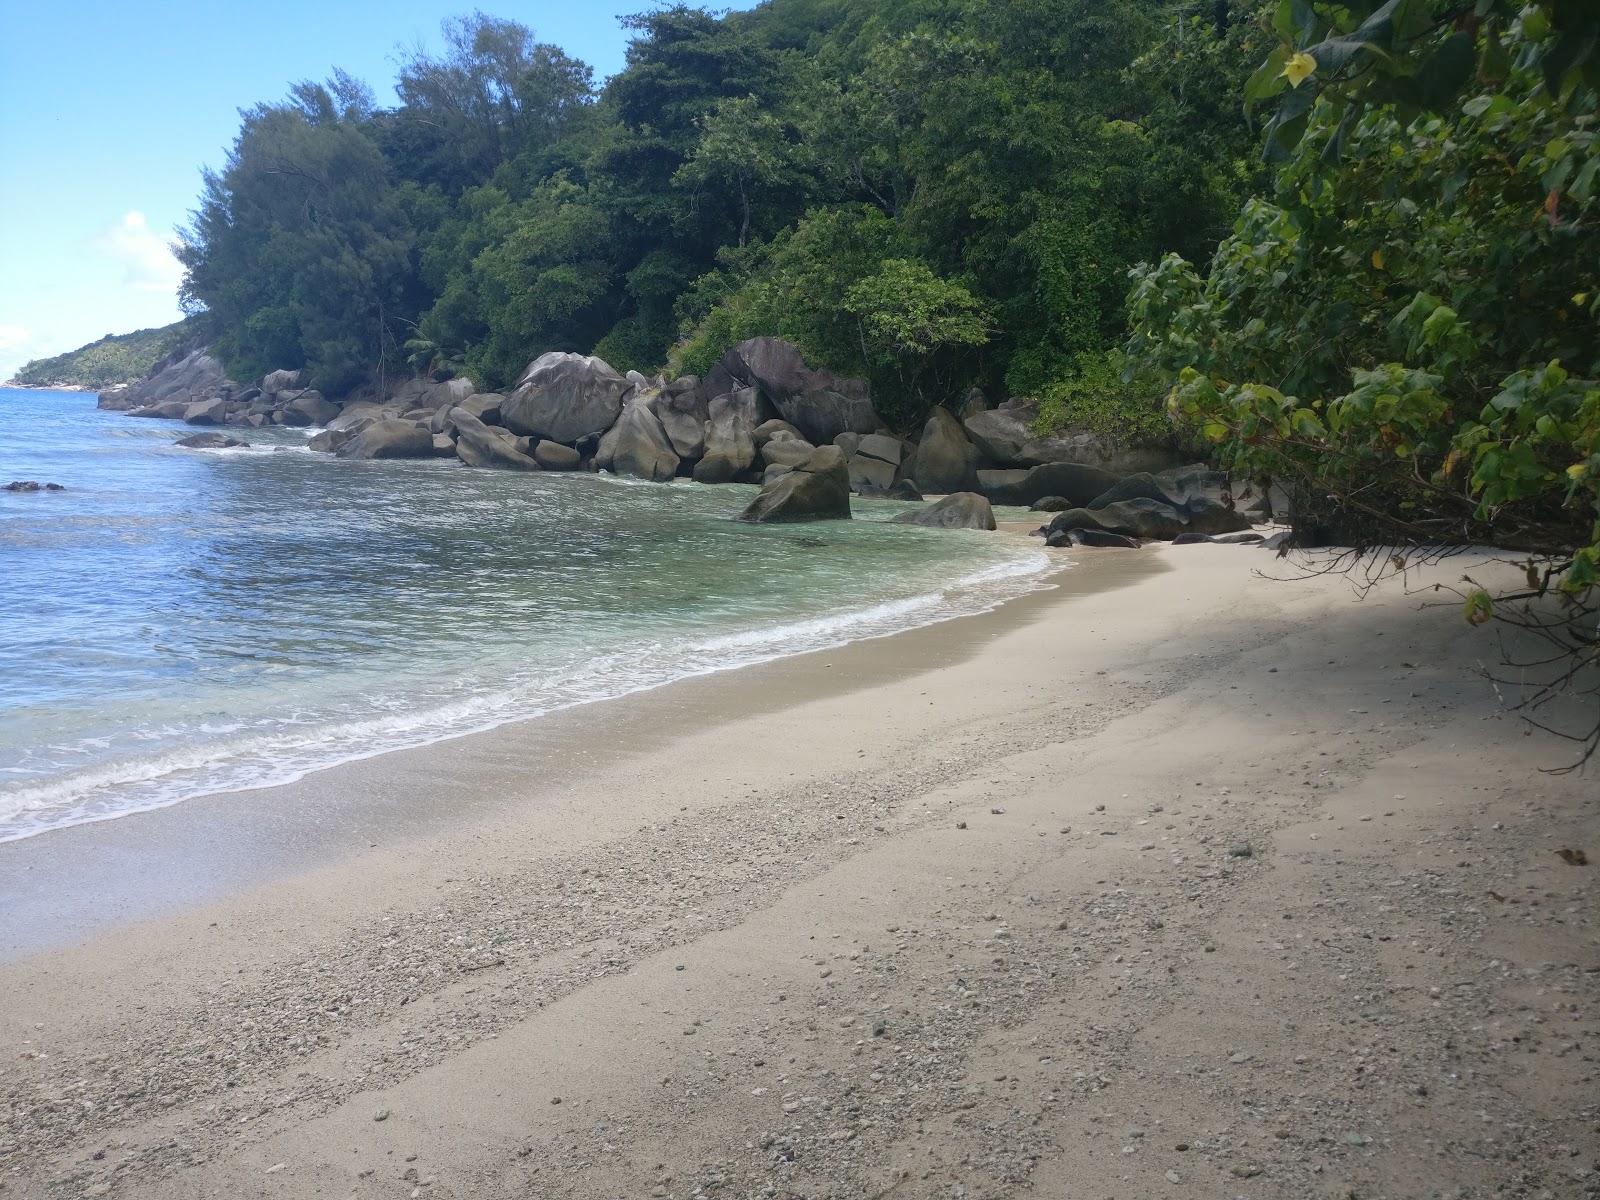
[1569,463,1589,480]
[1371,249,1385,271]
[1283,52,1318,87]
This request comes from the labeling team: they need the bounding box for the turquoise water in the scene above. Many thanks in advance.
[0,388,1051,842]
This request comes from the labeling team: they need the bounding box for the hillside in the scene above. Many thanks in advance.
[7,319,198,389]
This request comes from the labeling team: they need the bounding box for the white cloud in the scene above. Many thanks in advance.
[93,211,185,294]
[0,325,41,382]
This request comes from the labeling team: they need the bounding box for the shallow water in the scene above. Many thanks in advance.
[0,388,1051,842]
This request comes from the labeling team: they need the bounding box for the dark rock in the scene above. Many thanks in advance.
[182,398,227,426]
[1185,496,1255,536]
[856,480,925,502]
[1068,528,1141,549]
[533,440,580,470]
[908,407,980,494]
[760,436,818,470]
[659,386,709,461]
[848,454,898,492]
[963,403,1037,466]
[1046,498,1188,540]
[308,428,353,454]
[130,400,192,419]
[430,433,457,458]
[1030,495,1073,512]
[5,480,40,492]
[327,403,388,434]
[855,433,904,466]
[96,384,136,410]
[762,463,794,484]
[1171,532,1215,545]
[978,461,1122,508]
[336,419,436,461]
[500,352,629,444]
[737,445,852,523]
[833,432,862,459]
[457,393,505,425]
[890,492,996,530]
[284,390,339,426]
[958,387,990,421]
[721,337,876,445]
[100,346,238,414]
[450,408,540,470]
[754,418,805,446]
[602,394,681,482]
[176,432,247,450]
[694,388,769,484]
[260,368,304,397]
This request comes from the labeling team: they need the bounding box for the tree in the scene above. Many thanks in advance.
[844,258,990,412]
[1127,2,1599,762]
[177,87,413,393]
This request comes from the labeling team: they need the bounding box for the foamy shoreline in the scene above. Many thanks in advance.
[1,545,1594,1199]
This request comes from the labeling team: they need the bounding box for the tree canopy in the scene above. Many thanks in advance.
[177,1,1260,414]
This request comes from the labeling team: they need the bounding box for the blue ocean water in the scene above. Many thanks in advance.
[0,388,1052,842]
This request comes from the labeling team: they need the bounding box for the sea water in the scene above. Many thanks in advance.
[0,388,1052,842]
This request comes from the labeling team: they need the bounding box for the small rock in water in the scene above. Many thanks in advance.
[990,807,1006,815]
[373,1109,389,1122]
[1229,843,1253,858]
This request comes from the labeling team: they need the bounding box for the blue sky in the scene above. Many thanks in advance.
[0,1,755,382]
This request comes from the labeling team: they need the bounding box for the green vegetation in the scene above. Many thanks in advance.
[175,1,1262,417]
[8,318,198,389]
[1125,0,1598,761]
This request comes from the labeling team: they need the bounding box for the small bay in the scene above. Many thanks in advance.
[0,388,1050,842]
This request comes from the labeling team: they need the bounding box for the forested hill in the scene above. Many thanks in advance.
[8,319,197,389]
[176,0,1263,425]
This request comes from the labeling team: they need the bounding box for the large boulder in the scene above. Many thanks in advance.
[1045,498,1188,540]
[737,445,852,523]
[100,347,238,414]
[964,399,1181,474]
[720,337,877,445]
[327,402,388,433]
[658,383,710,461]
[260,368,304,398]
[176,431,246,449]
[890,492,996,530]
[1087,466,1254,536]
[500,352,630,444]
[336,419,435,461]
[450,408,540,470]
[907,407,981,494]
[308,428,353,454]
[282,390,339,426]
[602,395,681,482]
[963,401,1038,466]
[693,388,770,484]
[977,461,1122,508]
[848,454,898,492]
[182,397,226,425]
[759,436,818,469]
[533,440,580,470]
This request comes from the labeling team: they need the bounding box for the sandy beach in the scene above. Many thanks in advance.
[2,543,1596,1200]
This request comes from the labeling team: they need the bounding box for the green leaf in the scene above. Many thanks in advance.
[1417,32,1478,112]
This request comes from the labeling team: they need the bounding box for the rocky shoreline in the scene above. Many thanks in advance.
[99,337,1280,538]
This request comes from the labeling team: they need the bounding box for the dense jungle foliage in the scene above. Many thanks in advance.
[175,0,1264,427]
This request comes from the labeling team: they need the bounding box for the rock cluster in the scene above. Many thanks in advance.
[99,337,1278,537]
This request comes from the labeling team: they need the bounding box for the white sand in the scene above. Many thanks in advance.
[1,544,1595,1199]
